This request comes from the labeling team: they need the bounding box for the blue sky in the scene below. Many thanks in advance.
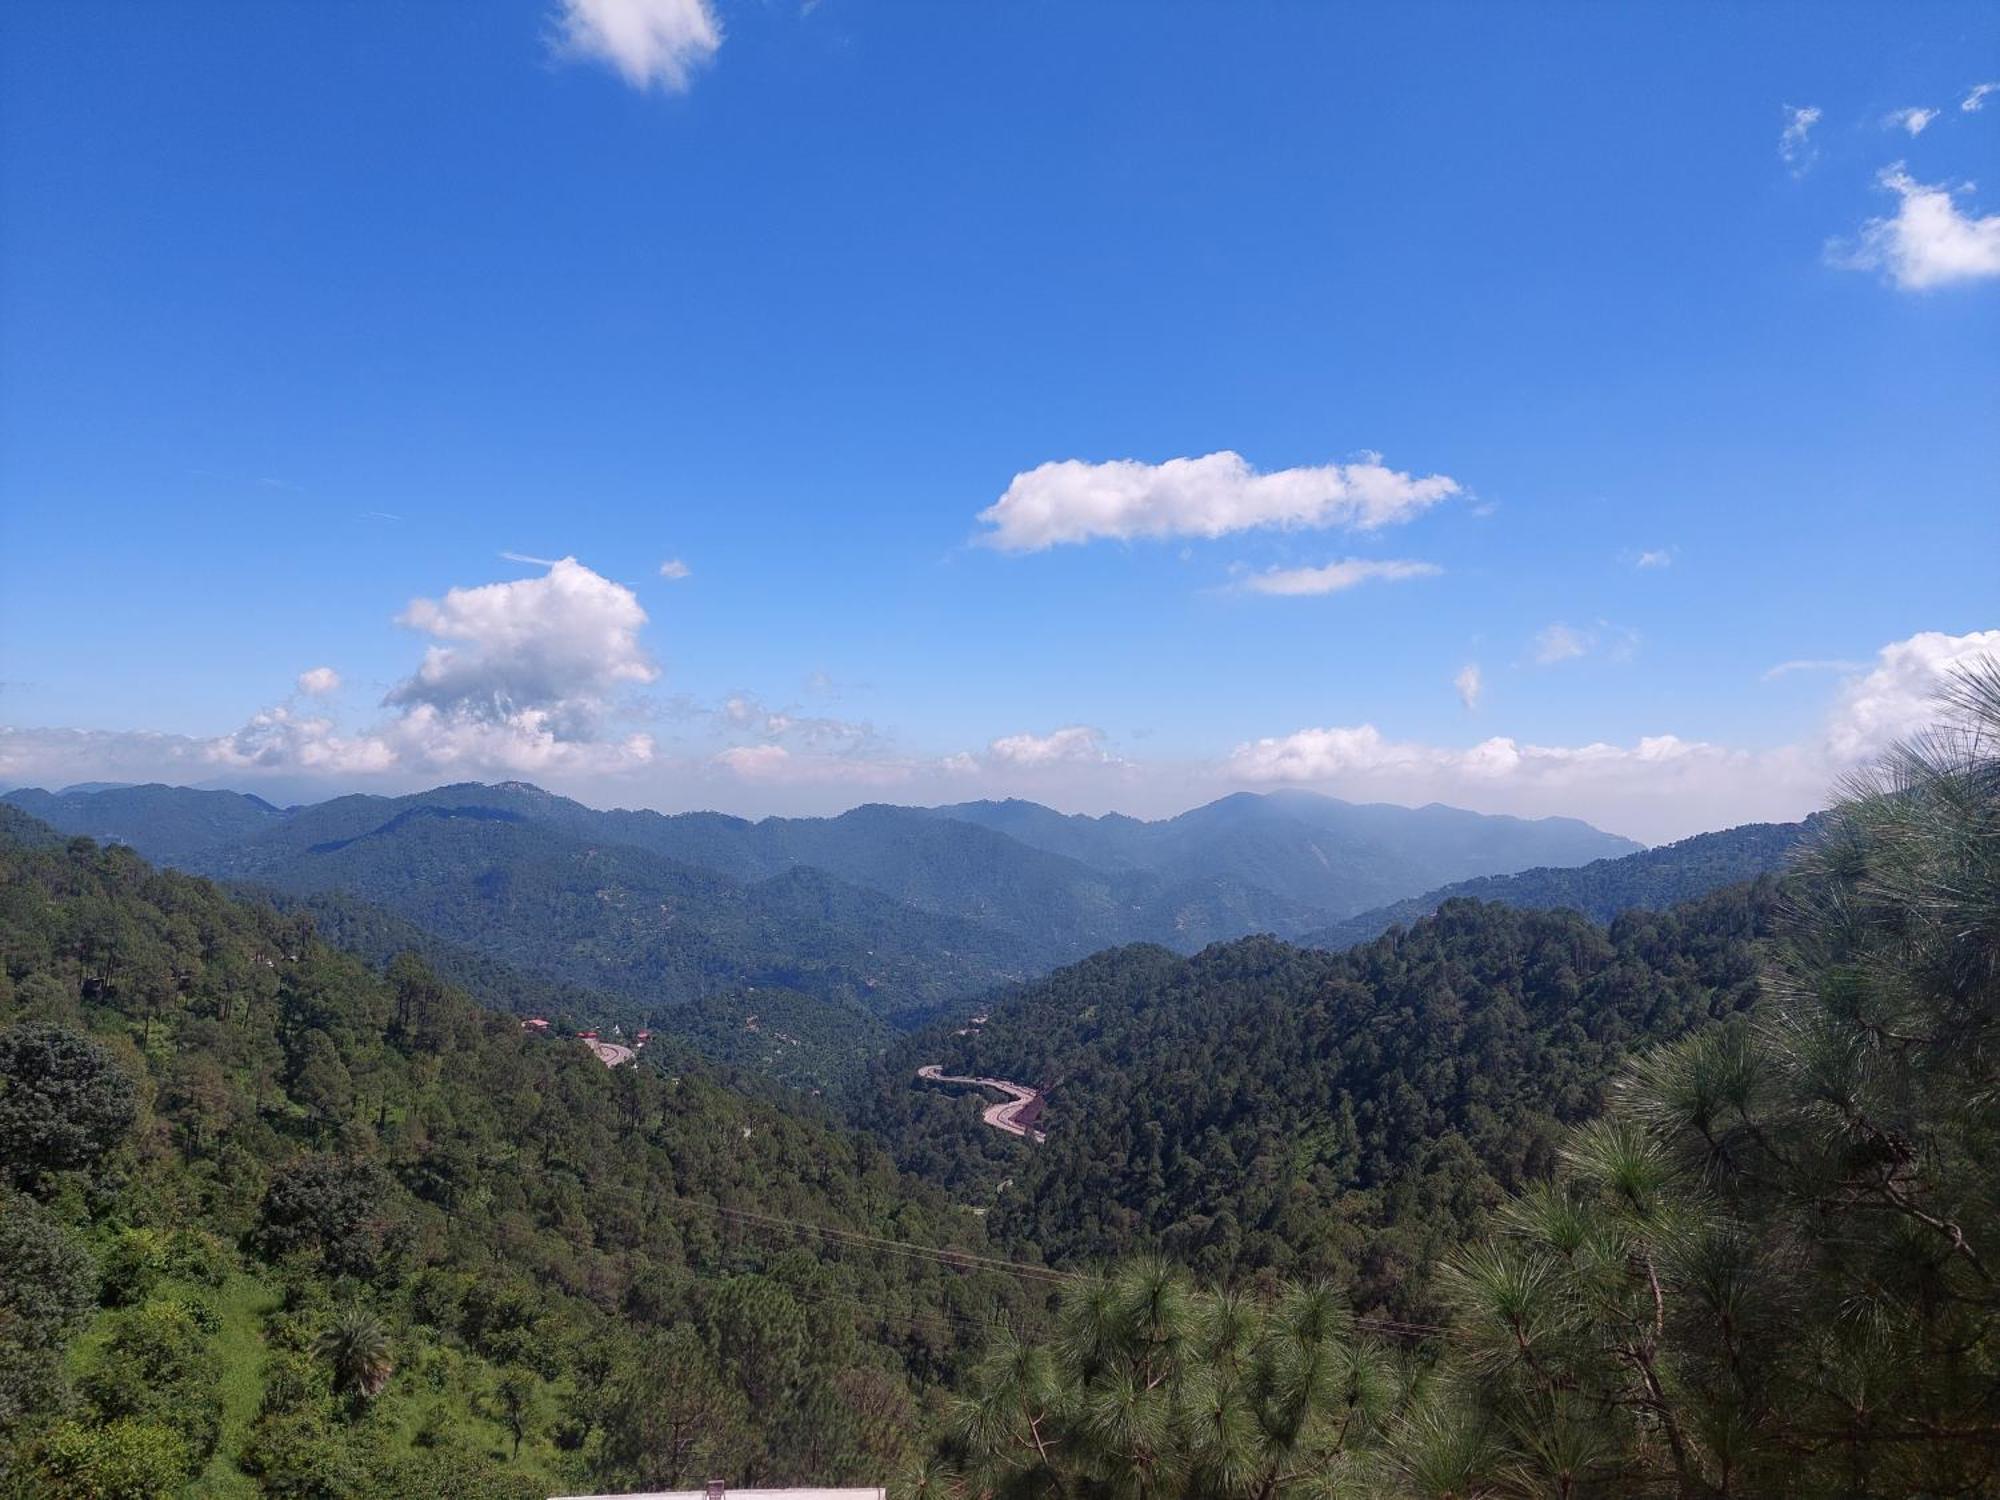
[2,0,1996,840]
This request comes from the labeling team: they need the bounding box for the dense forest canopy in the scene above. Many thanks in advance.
[918,669,2000,1499]
[1,783,1657,1054]
[862,884,1776,1318]
[0,819,1047,1498]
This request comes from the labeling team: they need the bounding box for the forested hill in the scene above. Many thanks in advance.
[201,800,1051,1025]
[0,817,1041,1496]
[861,881,1777,1316]
[1298,814,1820,951]
[0,782,286,864]
[930,789,1641,909]
[2,783,1643,1020]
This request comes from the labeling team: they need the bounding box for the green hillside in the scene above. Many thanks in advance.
[863,883,1776,1319]
[0,820,1041,1497]
[1299,814,1820,950]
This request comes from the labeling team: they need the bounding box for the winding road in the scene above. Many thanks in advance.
[917,1065,1047,1142]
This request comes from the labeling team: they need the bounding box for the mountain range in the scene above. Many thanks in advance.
[1299,814,1824,951]
[3,779,1645,1027]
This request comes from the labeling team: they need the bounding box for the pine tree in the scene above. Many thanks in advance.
[1416,661,2000,1497]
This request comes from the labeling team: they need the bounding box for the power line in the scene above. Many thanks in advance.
[660,1195,1075,1284]
[652,1193,1446,1338]
[521,1175,1447,1339]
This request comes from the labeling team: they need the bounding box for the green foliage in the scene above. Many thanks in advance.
[1415,663,2000,1496]
[661,986,894,1091]
[917,1261,1400,1500]
[868,883,1772,1316]
[315,1311,394,1402]
[0,1022,138,1189]
[0,1197,97,1477]
[255,1158,406,1283]
[199,797,1050,1024]
[0,821,1029,1492]
[8,781,1646,1068]
[78,1300,225,1476]
[35,1417,194,1500]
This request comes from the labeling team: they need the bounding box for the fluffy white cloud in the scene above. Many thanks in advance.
[1535,623,1590,664]
[985,725,1117,767]
[1454,663,1483,711]
[389,557,656,726]
[1228,723,1737,788]
[1243,558,1441,597]
[1886,106,1939,136]
[1832,165,2000,290]
[976,451,1460,552]
[1964,82,1999,113]
[554,0,720,92]
[296,666,341,696]
[659,557,691,580]
[209,706,397,774]
[202,558,665,780]
[1780,104,1821,175]
[1822,628,2000,763]
[1634,549,1674,569]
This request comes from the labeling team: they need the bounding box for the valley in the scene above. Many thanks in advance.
[1,690,1993,1498]
[3,779,1753,1090]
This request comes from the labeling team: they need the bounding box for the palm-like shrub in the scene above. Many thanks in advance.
[912,1259,1399,1500]
[1417,662,2000,1498]
[315,1308,394,1401]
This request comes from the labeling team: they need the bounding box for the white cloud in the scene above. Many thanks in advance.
[1762,657,1865,681]
[1831,165,2000,289]
[1222,627,2000,842]
[1822,628,2000,763]
[208,707,399,775]
[1886,106,1939,136]
[975,450,1460,552]
[985,725,1116,768]
[206,558,664,779]
[1242,557,1441,597]
[1224,723,1802,841]
[389,556,655,729]
[1228,723,1737,789]
[1964,82,1999,113]
[659,557,691,580]
[554,0,721,92]
[1454,663,1483,711]
[1634,549,1674,569]
[1780,104,1822,175]
[1534,623,1591,664]
[296,666,341,697]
